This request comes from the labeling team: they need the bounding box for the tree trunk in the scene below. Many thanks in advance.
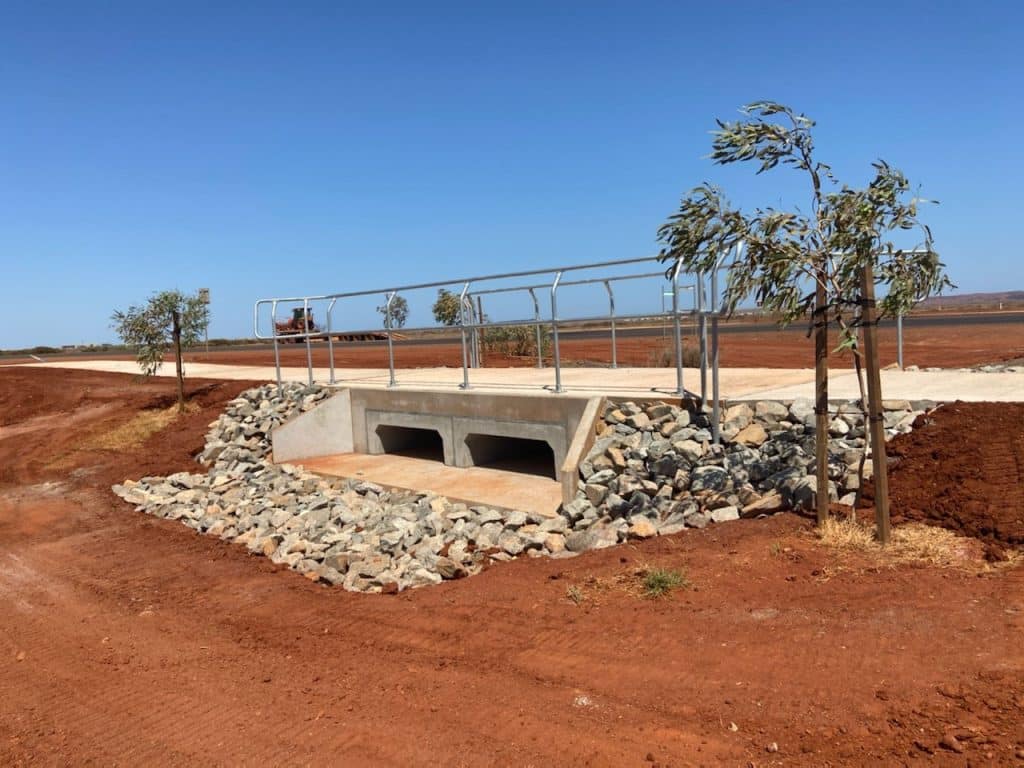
[172,309,184,414]
[859,265,891,543]
[814,271,829,525]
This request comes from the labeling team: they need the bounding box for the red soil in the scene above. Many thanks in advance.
[1,368,1023,766]
[5,317,1020,373]
[871,402,1024,551]
[190,318,1024,369]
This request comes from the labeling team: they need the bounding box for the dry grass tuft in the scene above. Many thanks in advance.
[578,563,692,600]
[82,402,199,452]
[816,516,1019,570]
[46,401,200,471]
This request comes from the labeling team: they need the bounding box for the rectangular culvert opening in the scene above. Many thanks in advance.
[375,425,445,462]
[464,434,556,480]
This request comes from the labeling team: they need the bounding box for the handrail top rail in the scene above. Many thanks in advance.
[255,254,667,306]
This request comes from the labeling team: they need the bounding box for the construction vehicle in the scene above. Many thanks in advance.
[273,307,404,342]
[274,307,316,341]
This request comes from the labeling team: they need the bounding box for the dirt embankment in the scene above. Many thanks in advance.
[875,402,1024,551]
[1,368,1022,766]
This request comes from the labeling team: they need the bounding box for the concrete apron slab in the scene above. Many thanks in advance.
[298,453,564,517]
[271,386,605,512]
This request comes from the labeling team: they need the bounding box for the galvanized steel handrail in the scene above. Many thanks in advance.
[253,254,714,399]
[253,245,916,437]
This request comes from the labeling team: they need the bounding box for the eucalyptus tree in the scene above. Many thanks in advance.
[111,289,210,413]
[376,294,409,329]
[657,102,952,524]
[432,288,462,326]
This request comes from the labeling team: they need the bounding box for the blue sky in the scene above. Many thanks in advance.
[2,0,1021,347]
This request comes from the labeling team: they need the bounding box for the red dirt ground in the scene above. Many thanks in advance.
[868,402,1024,552]
[1,368,1023,766]
[189,319,1024,369]
[214,319,1024,370]
[5,317,1021,372]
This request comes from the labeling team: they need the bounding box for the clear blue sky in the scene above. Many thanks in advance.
[2,0,1021,348]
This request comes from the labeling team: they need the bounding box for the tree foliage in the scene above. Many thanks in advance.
[111,289,209,411]
[482,325,551,359]
[376,294,409,329]
[112,290,208,375]
[656,102,954,525]
[656,101,953,347]
[432,288,462,326]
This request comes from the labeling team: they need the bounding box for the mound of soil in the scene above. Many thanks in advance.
[871,401,1024,549]
[0,368,261,488]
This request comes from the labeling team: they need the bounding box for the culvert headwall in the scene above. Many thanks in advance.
[271,387,604,508]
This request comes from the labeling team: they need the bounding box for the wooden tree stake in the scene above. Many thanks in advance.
[814,273,829,525]
[172,308,184,414]
[859,265,891,544]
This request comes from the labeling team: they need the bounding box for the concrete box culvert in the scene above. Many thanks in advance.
[272,386,605,508]
[365,410,456,465]
[462,433,558,480]
[373,425,446,463]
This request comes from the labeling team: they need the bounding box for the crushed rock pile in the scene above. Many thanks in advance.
[113,383,930,592]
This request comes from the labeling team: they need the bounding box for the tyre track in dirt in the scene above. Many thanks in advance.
[3,368,1024,765]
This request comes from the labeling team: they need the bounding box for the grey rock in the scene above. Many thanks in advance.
[672,439,703,465]
[828,418,850,437]
[683,511,710,529]
[710,506,740,523]
[690,466,730,492]
[565,530,598,552]
[722,403,753,431]
[755,400,790,421]
[535,517,566,536]
[646,403,673,419]
[584,483,608,507]
[588,469,617,486]
[504,510,528,528]
[788,399,815,425]
[625,412,651,430]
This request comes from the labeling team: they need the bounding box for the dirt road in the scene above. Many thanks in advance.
[2,368,1023,766]
[4,315,1022,371]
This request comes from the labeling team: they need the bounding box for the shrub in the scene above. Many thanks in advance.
[642,567,688,598]
[647,342,702,368]
[482,324,551,358]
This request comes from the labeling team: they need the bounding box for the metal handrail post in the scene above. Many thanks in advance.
[550,271,564,393]
[711,280,721,444]
[384,292,397,388]
[302,298,314,387]
[271,300,282,393]
[326,298,338,385]
[710,241,740,443]
[671,261,684,396]
[897,313,904,369]
[463,294,475,368]
[475,295,484,369]
[698,272,709,405]
[458,282,472,389]
[604,279,617,369]
[528,288,543,368]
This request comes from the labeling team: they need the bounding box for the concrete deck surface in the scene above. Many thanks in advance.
[298,453,562,516]
[16,360,1023,402]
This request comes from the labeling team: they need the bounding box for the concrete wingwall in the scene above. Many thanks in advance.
[271,389,353,462]
[271,387,604,508]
